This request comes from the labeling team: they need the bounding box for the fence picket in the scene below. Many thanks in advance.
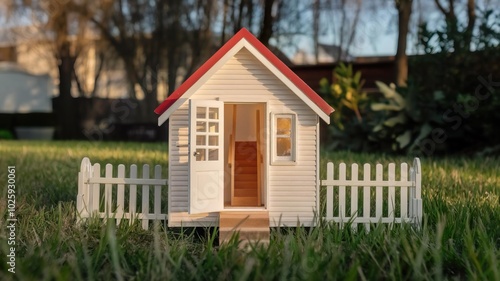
[154,165,162,228]
[326,162,334,220]
[408,166,415,218]
[375,164,383,220]
[339,163,346,227]
[413,158,423,228]
[105,164,113,216]
[77,157,90,222]
[129,164,138,225]
[116,164,125,225]
[363,163,371,232]
[400,163,408,219]
[350,164,359,230]
[388,163,395,226]
[142,164,150,230]
[92,164,101,213]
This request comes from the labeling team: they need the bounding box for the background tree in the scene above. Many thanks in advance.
[3,0,94,138]
[395,0,413,87]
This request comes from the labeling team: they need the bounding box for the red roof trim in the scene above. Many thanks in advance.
[155,28,334,117]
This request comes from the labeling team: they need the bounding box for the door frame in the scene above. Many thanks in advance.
[222,101,268,210]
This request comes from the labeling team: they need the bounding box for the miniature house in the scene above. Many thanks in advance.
[155,28,334,227]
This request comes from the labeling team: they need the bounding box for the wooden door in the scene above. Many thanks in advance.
[188,100,224,214]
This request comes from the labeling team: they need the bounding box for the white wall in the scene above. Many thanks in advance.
[0,64,53,113]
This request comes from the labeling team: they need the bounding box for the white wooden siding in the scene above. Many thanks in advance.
[168,47,319,227]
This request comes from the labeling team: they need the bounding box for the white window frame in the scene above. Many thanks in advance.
[271,113,297,165]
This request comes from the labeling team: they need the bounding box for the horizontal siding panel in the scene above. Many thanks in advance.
[205,80,285,86]
[170,181,188,186]
[294,156,316,161]
[269,180,316,186]
[296,140,316,146]
[215,69,273,75]
[270,197,316,202]
[219,64,266,71]
[196,89,292,96]
[171,159,188,164]
[270,190,317,196]
[269,202,315,208]
[271,160,316,166]
[269,169,315,174]
[199,84,289,90]
[265,170,315,176]
[269,207,316,212]
[269,187,316,192]
[170,170,187,175]
[210,73,279,81]
[269,175,316,181]
[169,200,188,205]
[298,135,316,140]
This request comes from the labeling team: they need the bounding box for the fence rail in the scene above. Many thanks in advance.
[76,157,168,230]
[321,158,422,230]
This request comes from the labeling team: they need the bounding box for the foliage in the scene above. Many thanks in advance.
[0,141,498,280]
[320,63,371,150]
[320,63,367,129]
[368,81,446,153]
[331,8,500,156]
[0,129,14,139]
[409,8,500,155]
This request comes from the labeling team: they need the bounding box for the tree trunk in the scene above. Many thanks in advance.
[395,0,412,87]
[55,45,78,139]
[259,0,275,46]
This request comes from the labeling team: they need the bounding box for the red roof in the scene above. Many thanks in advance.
[154,28,334,117]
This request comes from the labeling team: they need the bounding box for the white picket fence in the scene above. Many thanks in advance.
[76,157,168,230]
[321,158,422,230]
[76,157,422,231]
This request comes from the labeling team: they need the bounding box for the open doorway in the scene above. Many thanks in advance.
[223,103,266,207]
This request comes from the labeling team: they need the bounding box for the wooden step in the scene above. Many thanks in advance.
[235,142,257,160]
[235,160,256,168]
[234,181,257,190]
[219,211,270,245]
[231,196,258,206]
[235,141,257,149]
[234,174,257,182]
[234,188,257,197]
[235,149,257,159]
[233,166,257,174]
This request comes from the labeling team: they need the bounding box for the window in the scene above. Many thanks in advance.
[272,113,296,164]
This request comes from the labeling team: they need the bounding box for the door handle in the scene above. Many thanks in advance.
[193,151,200,156]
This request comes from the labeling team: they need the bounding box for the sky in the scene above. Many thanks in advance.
[276,0,499,58]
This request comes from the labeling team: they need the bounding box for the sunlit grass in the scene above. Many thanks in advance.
[0,141,498,280]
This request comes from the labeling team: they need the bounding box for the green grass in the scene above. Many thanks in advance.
[0,141,498,280]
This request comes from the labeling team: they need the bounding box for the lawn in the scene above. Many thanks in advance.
[0,141,498,280]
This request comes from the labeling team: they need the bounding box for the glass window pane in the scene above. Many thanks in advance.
[208,136,218,146]
[196,149,206,161]
[277,117,291,135]
[209,122,219,133]
[277,137,291,156]
[196,121,206,132]
[208,149,218,161]
[196,107,206,119]
[196,135,206,145]
[208,108,219,120]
